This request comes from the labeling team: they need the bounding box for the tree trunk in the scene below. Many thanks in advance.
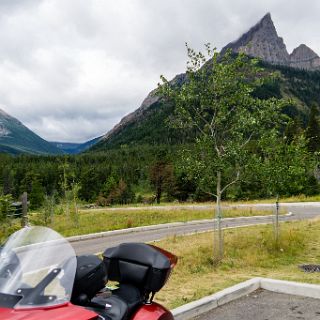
[156,185,162,204]
[214,171,223,263]
[21,192,29,227]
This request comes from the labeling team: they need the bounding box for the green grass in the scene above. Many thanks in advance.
[0,206,283,241]
[95,194,320,209]
[225,194,320,204]
[33,207,282,237]
[2,205,319,311]
[155,218,320,309]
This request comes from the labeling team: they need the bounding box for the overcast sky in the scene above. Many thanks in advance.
[0,0,319,142]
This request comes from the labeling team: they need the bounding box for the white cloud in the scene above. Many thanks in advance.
[0,0,319,142]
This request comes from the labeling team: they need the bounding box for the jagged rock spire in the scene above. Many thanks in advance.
[222,13,290,65]
[222,13,320,70]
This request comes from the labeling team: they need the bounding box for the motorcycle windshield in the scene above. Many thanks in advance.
[0,226,77,309]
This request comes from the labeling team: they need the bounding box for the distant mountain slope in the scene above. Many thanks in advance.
[52,136,102,154]
[90,14,320,152]
[0,109,63,155]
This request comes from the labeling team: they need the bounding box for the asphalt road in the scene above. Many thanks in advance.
[71,203,320,255]
[194,289,320,320]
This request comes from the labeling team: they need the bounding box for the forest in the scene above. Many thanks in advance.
[1,60,320,218]
[0,123,319,213]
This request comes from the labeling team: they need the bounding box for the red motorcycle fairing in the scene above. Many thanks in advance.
[0,303,99,320]
[131,302,174,320]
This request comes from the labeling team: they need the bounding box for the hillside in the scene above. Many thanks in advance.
[90,14,320,152]
[0,109,63,155]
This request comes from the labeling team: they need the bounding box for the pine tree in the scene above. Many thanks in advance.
[306,105,320,153]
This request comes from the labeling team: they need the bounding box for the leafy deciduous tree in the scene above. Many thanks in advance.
[160,45,285,261]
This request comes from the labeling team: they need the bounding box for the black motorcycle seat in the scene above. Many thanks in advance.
[90,284,143,320]
[111,284,143,312]
[88,284,143,320]
[87,295,128,320]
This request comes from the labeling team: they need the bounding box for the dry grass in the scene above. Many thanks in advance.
[154,218,320,309]
[224,194,320,204]
[0,206,284,241]
[31,207,282,237]
[105,195,320,208]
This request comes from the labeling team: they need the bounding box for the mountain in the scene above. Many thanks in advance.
[91,13,320,152]
[0,109,63,155]
[222,13,320,71]
[289,44,320,70]
[51,136,102,154]
[90,74,188,151]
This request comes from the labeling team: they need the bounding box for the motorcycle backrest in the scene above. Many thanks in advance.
[70,254,107,305]
[103,243,173,294]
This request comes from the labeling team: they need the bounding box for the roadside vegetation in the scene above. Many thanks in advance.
[156,218,320,309]
[0,45,320,309]
[0,206,284,241]
[1,49,320,246]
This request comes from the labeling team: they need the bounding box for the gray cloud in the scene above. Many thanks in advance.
[0,0,319,142]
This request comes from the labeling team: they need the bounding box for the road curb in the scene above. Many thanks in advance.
[171,278,320,319]
[67,219,213,243]
[67,213,290,243]
[260,278,320,299]
[171,278,261,320]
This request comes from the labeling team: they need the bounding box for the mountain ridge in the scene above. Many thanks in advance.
[222,13,320,70]
[0,108,63,155]
[92,13,320,151]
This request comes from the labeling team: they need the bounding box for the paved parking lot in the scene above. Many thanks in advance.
[194,289,320,320]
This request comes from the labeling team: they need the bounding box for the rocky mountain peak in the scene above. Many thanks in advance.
[222,13,290,65]
[289,44,320,69]
[258,12,276,32]
[222,13,320,71]
[291,44,319,61]
[96,13,320,149]
[289,44,320,70]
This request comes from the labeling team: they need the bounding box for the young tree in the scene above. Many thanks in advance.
[2,168,14,195]
[29,177,45,210]
[0,194,14,221]
[251,133,311,247]
[106,179,135,205]
[149,161,175,204]
[159,45,285,261]
[41,193,56,226]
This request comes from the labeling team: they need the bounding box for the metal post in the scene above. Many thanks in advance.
[275,194,279,247]
[21,192,29,227]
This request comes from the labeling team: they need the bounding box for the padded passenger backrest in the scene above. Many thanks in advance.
[71,255,107,304]
[103,243,171,293]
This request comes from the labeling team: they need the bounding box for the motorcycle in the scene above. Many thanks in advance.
[0,226,177,320]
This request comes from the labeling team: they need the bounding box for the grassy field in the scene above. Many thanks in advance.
[32,206,283,237]
[226,194,320,204]
[1,204,319,311]
[0,206,283,242]
[154,218,320,309]
[105,194,320,208]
